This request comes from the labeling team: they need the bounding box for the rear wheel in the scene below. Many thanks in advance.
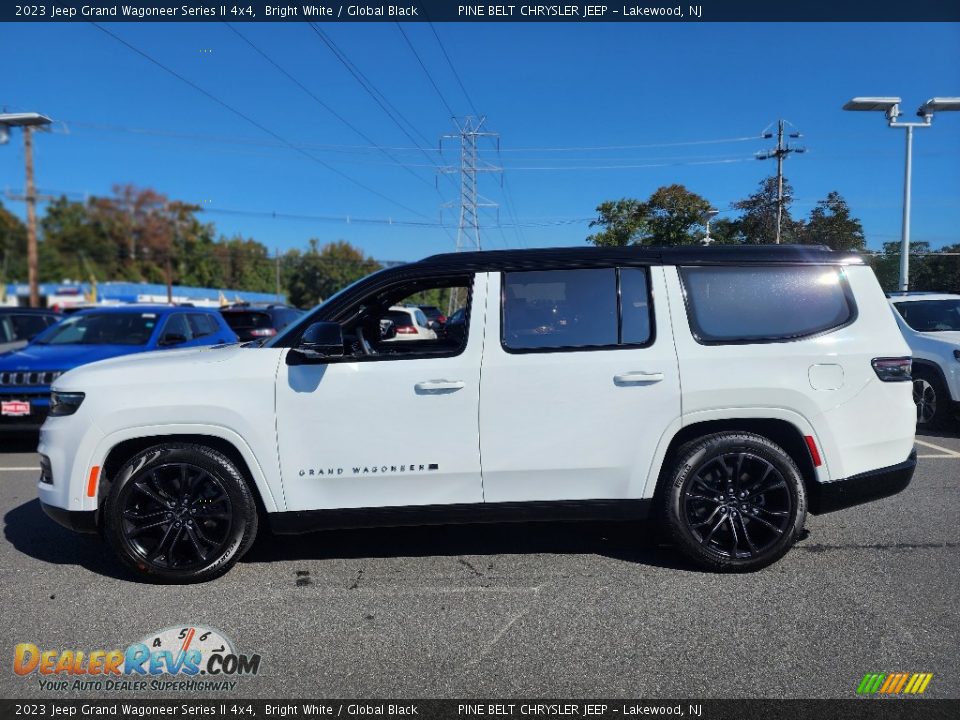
[661,432,807,572]
[103,443,258,583]
[912,367,950,429]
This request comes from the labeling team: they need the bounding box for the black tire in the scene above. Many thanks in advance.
[912,367,950,429]
[103,443,258,583]
[660,432,807,572]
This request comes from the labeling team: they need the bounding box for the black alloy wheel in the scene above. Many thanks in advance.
[662,432,807,572]
[104,444,258,583]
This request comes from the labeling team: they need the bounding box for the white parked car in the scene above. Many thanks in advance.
[381,305,437,342]
[38,246,916,582]
[888,292,960,428]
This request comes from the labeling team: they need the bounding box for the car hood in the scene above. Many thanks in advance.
[53,343,244,390]
[0,343,150,372]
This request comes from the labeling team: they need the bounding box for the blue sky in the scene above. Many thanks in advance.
[1,21,959,263]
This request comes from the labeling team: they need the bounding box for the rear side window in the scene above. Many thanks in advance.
[10,314,54,340]
[502,267,653,352]
[223,311,272,330]
[680,265,855,343]
[188,313,218,338]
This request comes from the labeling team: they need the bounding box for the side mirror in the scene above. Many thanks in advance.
[379,318,397,340]
[295,321,343,360]
[159,333,187,347]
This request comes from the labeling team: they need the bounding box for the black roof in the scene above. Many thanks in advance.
[417,244,863,271]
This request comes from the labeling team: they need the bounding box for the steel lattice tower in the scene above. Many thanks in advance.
[440,116,501,254]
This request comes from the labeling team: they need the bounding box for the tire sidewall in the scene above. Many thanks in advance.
[912,368,948,429]
[663,433,807,572]
[103,444,256,583]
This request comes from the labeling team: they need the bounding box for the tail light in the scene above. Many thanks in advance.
[438,315,447,324]
[249,328,277,337]
[871,357,912,382]
[395,326,418,334]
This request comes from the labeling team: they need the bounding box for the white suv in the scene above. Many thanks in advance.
[38,246,917,582]
[888,292,960,428]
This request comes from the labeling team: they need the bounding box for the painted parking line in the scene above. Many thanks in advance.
[0,467,40,472]
[915,439,960,459]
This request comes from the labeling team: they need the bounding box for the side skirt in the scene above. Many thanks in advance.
[268,499,652,535]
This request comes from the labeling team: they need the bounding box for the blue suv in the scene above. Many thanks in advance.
[0,305,237,430]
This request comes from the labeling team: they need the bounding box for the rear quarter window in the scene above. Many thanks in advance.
[680,265,855,344]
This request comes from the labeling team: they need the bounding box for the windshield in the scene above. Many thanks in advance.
[35,312,158,346]
[223,311,273,330]
[895,300,960,332]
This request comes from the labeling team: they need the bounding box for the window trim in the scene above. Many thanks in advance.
[678,264,859,346]
[499,266,656,355]
[296,275,475,365]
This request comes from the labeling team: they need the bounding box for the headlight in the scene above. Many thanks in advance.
[49,391,85,417]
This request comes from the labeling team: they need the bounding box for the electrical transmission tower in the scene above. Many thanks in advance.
[756,119,805,244]
[440,116,502,254]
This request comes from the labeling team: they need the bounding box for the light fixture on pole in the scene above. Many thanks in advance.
[842,97,960,292]
[0,112,53,308]
[701,208,719,245]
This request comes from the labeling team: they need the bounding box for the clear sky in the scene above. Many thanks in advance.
[1,21,959,263]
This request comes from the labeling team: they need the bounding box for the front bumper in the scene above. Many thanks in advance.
[808,450,917,515]
[41,500,99,533]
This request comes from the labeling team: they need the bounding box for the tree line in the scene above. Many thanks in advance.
[0,185,381,308]
[587,177,960,292]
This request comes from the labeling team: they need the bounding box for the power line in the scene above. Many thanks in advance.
[428,22,480,118]
[756,119,806,244]
[394,23,456,119]
[223,22,439,192]
[88,22,431,222]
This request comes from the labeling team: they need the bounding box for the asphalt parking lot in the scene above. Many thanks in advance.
[1,431,958,700]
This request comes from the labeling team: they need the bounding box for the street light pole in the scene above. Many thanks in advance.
[23,126,40,308]
[843,97,960,292]
[0,112,53,307]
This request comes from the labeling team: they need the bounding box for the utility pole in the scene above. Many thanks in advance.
[440,116,501,313]
[0,113,52,307]
[275,247,281,302]
[757,119,805,244]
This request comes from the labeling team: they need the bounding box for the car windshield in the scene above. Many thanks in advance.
[895,300,960,332]
[34,312,158,346]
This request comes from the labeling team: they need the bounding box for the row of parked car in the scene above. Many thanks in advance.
[0,302,304,430]
[2,289,959,433]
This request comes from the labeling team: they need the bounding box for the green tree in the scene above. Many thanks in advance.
[802,191,865,251]
[0,201,27,283]
[285,239,381,308]
[733,176,803,244]
[40,196,117,281]
[587,185,712,246]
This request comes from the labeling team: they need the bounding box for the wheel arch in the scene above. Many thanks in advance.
[98,431,278,519]
[647,417,819,510]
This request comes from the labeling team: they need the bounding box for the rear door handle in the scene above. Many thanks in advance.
[415,380,465,392]
[614,371,665,385]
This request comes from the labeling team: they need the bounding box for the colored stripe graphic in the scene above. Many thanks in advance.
[858,672,933,695]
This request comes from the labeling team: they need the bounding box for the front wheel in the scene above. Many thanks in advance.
[103,443,258,583]
[661,432,807,572]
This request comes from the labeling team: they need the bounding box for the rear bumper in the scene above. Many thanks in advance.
[41,501,99,534]
[808,450,917,515]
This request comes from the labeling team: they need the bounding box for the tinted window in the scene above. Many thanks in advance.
[10,314,55,340]
[223,311,273,330]
[162,314,192,342]
[503,269,618,350]
[414,309,429,327]
[188,313,218,337]
[681,266,854,343]
[894,300,960,332]
[36,313,158,346]
[620,268,652,345]
[384,310,414,327]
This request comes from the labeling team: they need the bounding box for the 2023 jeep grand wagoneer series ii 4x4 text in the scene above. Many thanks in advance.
[38,245,917,582]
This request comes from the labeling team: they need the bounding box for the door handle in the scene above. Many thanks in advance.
[415,380,465,393]
[614,371,665,385]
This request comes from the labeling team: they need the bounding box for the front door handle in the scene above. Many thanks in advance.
[614,371,665,385]
[415,380,465,393]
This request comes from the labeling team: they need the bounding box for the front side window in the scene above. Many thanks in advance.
[680,265,855,343]
[894,300,960,332]
[502,267,653,352]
